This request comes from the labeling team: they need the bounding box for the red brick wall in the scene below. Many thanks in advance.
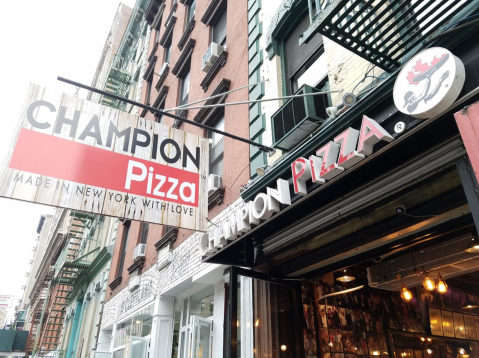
[106,0,249,301]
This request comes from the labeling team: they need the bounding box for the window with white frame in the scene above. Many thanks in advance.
[186,0,196,24]
[174,286,215,358]
[212,6,227,46]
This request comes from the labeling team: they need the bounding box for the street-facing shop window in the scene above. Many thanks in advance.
[186,0,196,24]
[212,6,227,46]
[283,14,326,95]
[208,115,224,177]
[117,220,131,276]
[174,286,215,358]
[179,67,190,106]
[113,303,154,358]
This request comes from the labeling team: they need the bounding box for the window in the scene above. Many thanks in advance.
[208,115,224,176]
[155,99,165,123]
[212,7,227,46]
[186,0,196,24]
[139,223,149,245]
[283,14,325,95]
[164,43,171,63]
[117,221,131,276]
[145,80,153,105]
[179,68,190,106]
[155,28,161,43]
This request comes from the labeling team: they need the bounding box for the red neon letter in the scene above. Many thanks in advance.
[291,158,311,196]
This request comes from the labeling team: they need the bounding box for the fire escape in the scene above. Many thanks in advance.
[299,0,475,72]
[101,54,137,109]
[27,211,96,357]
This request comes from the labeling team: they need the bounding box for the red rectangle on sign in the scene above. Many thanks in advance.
[9,128,199,207]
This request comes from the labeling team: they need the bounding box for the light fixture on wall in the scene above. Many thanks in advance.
[256,164,268,176]
[342,93,357,107]
[281,345,287,352]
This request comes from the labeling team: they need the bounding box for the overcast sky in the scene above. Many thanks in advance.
[0,0,136,324]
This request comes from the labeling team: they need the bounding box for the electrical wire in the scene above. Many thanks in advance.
[352,75,386,94]
[229,162,251,190]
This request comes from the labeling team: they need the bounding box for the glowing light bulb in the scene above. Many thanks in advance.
[459,349,466,355]
[427,349,432,354]
[437,274,448,294]
[281,345,287,352]
[255,318,259,327]
[401,285,413,302]
[423,275,435,291]
[421,337,425,342]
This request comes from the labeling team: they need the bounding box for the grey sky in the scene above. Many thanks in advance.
[0,0,136,324]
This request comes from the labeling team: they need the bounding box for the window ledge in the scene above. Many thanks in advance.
[146,0,166,27]
[127,257,145,274]
[108,276,122,290]
[143,56,158,81]
[154,228,179,250]
[160,16,177,47]
[193,78,231,124]
[148,41,160,62]
[200,0,227,26]
[171,38,196,77]
[151,86,169,114]
[208,188,225,209]
[173,110,188,128]
[178,18,195,51]
[140,105,150,118]
[200,51,228,92]
[155,64,170,91]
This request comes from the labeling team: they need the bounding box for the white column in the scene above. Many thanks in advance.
[212,282,225,358]
[149,296,175,358]
[240,276,254,358]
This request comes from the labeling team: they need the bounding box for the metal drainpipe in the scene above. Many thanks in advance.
[32,280,52,356]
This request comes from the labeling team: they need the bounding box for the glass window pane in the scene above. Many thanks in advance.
[172,301,182,358]
[212,9,227,45]
[132,303,154,337]
[180,70,190,106]
[180,331,186,358]
[130,338,148,358]
[193,320,211,358]
[208,117,224,147]
[139,223,149,245]
[296,53,328,90]
[190,286,215,319]
[112,349,124,358]
[187,0,196,23]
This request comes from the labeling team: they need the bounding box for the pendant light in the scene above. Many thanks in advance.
[463,299,478,309]
[422,273,436,291]
[400,284,413,302]
[335,268,356,282]
[436,272,448,294]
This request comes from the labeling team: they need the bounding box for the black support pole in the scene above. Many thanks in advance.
[57,76,274,153]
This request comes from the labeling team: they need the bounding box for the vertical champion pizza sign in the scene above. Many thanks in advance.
[0,84,209,231]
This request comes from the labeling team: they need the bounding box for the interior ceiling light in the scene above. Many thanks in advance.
[465,237,479,253]
[336,268,356,282]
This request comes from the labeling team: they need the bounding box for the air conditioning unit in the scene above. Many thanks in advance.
[202,42,224,72]
[271,84,327,151]
[157,246,173,270]
[133,244,146,261]
[208,174,223,195]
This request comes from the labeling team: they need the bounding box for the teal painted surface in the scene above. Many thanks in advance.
[249,82,265,103]
[249,103,260,123]
[66,301,83,358]
[248,51,263,75]
[248,0,261,22]
[250,114,266,140]
[248,0,266,173]
[250,152,267,177]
